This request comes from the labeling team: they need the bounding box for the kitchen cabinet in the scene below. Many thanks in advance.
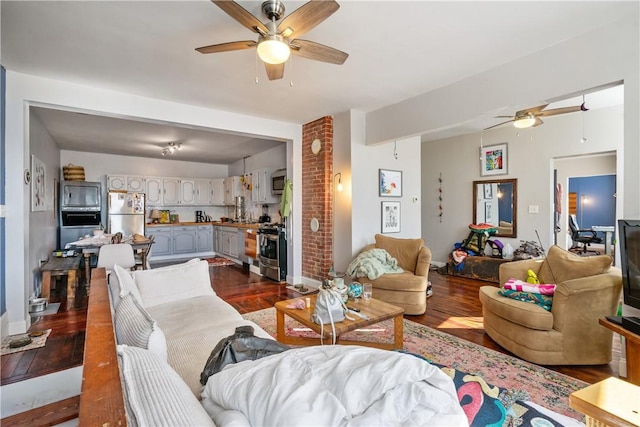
[224,176,243,205]
[251,169,277,204]
[127,176,146,193]
[146,177,163,205]
[180,179,196,205]
[211,179,225,205]
[197,225,213,253]
[220,228,239,258]
[194,179,212,205]
[151,226,172,257]
[107,175,127,191]
[163,178,181,205]
[173,226,197,254]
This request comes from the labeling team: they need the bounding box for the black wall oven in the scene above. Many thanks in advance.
[257,225,287,282]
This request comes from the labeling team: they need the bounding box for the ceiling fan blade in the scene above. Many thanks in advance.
[290,39,348,64]
[211,0,268,35]
[532,117,544,127]
[278,0,340,39]
[196,40,256,54]
[265,63,285,80]
[515,104,548,116]
[494,115,516,119]
[483,120,514,131]
[537,105,583,117]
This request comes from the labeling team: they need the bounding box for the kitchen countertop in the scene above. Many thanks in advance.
[147,221,262,229]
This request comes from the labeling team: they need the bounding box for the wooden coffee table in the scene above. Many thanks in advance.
[275,295,404,350]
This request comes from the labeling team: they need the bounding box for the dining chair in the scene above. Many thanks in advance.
[97,243,136,283]
[134,235,154,270]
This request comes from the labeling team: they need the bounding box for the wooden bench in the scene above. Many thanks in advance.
[446,254,511,283]
[40,256,82,304]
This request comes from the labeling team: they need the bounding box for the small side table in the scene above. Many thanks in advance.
[599,317,640,386]
[569,377,640,427]
[41,256,82,303]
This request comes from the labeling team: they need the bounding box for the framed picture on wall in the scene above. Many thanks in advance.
[381,201,400,233]
[484,202,493,223]
[480,143,508,176]
[484,183,493,199]
[31,155,46,212]
[379,169,402,197]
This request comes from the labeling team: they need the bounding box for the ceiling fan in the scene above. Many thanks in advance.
[196,0,348,81]
[484,101,589,130]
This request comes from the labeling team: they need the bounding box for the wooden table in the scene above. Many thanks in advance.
[569,377,640,427]
[40,256,82,302]
[275,295,404,350]
[69,240,153,282]
[600,317,640,386]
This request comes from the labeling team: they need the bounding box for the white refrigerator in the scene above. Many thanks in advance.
[108,192,146,236]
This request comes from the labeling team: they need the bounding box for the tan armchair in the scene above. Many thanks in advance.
[353,234,431,315]
[479,245,622,365]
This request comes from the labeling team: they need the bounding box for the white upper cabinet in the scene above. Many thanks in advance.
[126,175,146,193]
[180,179,196,205]
[211,179,225,205]
[107,175,127,191]
[163,178,181,205]
[251,168,277,204]
[224,176,243,205]
[194,179,212,205]
[146,177,163,205]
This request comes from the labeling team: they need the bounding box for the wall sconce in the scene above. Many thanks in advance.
[161,142,182,156]
[334,172,343,192]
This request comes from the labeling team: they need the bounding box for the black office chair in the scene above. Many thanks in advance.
[568,214,603,254]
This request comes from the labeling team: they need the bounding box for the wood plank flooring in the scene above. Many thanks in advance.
[1,263,620,389]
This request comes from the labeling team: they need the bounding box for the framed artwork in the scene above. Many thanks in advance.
[379,169,402,197]
[31,155,46,211]
[484,183,493,199]
[381,201,400,233]
[484,202,493,223]
[480,143,508,176]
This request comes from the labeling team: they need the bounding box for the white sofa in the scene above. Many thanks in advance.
[97,259,466,426]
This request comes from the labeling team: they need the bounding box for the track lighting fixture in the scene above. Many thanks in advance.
[161,142,182,156]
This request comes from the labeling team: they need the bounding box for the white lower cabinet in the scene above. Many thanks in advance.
[151,226,172,257]
[173,226,197,254]
[149,225,214,260]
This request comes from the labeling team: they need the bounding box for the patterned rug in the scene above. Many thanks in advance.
[204,257,235,267]
[1,329,52,355]
[243,308,588,424]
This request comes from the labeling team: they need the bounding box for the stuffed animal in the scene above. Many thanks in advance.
[526,269,540,285]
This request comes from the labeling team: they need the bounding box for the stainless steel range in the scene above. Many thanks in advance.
[257,223,287,282]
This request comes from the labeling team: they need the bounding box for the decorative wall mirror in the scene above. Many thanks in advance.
[473,178,517,238]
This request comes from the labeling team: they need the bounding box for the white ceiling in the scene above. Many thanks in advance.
[1,1,630,165]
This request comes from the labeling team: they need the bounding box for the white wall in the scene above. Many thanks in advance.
[333,111,353,273]
[28,114,59,300]
[368,16,639,227]
[4,71,302,334]
[422,105,623,265]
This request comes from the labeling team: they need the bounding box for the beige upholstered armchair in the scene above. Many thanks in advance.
[352,234,431,315]
[479,245,622,365]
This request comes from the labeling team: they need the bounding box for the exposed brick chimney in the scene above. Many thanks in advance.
[301,116,333,281]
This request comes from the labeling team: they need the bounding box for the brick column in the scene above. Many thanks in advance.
[302,116,333,281]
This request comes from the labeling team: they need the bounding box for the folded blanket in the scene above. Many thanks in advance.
[504,278,556,295]
[498,289,553,311]
[346,248,404,280]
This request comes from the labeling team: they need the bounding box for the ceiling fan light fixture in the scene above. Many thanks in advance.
[513,113,536,129]
[257,35,290,64]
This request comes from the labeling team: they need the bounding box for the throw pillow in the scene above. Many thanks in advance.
[538,245,612,284]
[375,234,424,272]
[133,259,214,308]
[115,293,168,361]
[114,264,143,304]
[117,345,215,427]
[498,289,553,311]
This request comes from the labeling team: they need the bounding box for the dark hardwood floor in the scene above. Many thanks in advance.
[1,263,620,388]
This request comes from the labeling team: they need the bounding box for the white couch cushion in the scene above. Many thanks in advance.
[133,259,214,308]
[115,293,168,361]
[114,264,143,304]
[117,345,215,427]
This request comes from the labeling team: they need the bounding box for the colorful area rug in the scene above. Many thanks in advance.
[243,308,588,425]
[1,329,52,355]
[204,257,235,267]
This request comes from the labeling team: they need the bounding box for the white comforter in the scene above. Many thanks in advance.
[201,345,468,427]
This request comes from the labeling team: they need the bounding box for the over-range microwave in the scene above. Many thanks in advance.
[271,169,287,196]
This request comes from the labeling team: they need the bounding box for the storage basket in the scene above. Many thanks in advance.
[63,164,85,181]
